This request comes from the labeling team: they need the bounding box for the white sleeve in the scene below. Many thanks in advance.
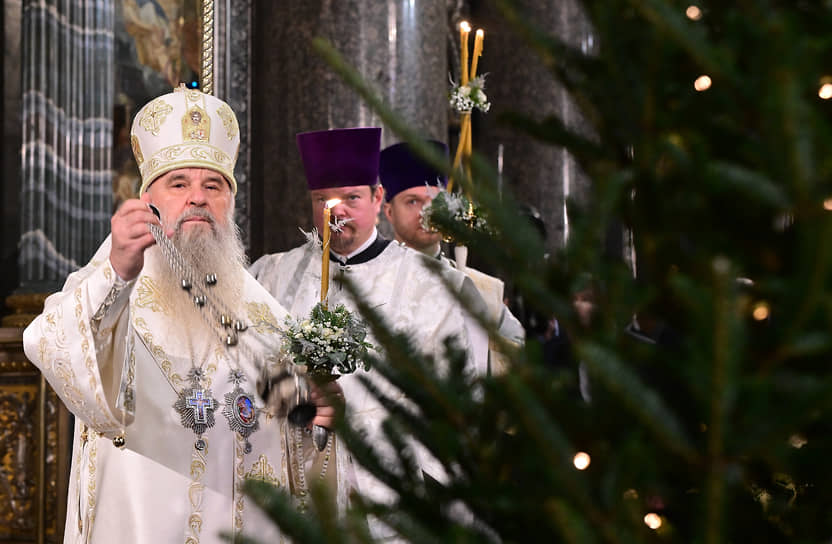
[23,236,131,434]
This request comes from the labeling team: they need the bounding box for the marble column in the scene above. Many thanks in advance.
[18,0,114,292]
[472,0,595,256]
[251,0,448,255]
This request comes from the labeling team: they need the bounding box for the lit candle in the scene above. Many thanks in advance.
[320,198,341,308]
[460,21,471,85]
[470,29,484,80]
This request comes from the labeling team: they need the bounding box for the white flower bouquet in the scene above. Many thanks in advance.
[420,190,492,237]
[283,302,373,379]
[449,74,491,114]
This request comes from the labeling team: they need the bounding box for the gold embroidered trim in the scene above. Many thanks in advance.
[133,317,201,391]
[233,434,246,534]
[139,143,234,190]
[91,275,130,335]
[246,454,279,486]
[245,302,281,335]
[131,135,144,166]
[74,288,121,429]
[216,104,239,140]
[85,435,98,536]
[186,439,207,544]
[135,276,172,315]
[139,98,174,136]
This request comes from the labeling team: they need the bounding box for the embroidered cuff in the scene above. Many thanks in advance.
[91,262,135,335]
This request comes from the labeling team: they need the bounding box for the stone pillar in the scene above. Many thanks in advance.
[18,0,114,292]
[472,0,595,256]
[251,0,448,255]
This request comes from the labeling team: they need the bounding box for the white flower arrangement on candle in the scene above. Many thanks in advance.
[420,190,492,236]
[449,74,491,114]
[283,303,373,379]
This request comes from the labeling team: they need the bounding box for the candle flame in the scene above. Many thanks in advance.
[325,198,341,209]
[476,29,484,38]
[460,21,471,32]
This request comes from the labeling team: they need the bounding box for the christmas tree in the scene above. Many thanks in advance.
[243,2,832,542]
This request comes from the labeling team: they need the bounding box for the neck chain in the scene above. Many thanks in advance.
[148,213,262,454]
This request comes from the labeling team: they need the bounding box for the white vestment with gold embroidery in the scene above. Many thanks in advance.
[250,240,488,540]
[24,236,293,544]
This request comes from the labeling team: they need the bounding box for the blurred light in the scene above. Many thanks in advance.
[188,80,199,89]
[644,513,662,530]
[773,212,794,231]
[824,198,832,210]
[686,5,702,20]
[623,488,639,500]
[573,452,591,470]
[819,83,832,99]
[694,75,712,91]
[460,20,471,33]
[789,434,808,449]
[752,302,770,321]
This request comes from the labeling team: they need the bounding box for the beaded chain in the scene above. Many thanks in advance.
[148,220,249,347]
[292,426,333,513]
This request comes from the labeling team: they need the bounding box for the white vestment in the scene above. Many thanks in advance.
[441,256,525,375]
[24,236,301,544]
[250,239,488,539]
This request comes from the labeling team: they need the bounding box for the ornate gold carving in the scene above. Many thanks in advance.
[2,292,50,327]
[139,98,174,136]
[216,104,238,140]
[1,324,73,541]
[201,0,215,95]
[245,302,281,335]
[0,359,35,373]
[0,388,37,531]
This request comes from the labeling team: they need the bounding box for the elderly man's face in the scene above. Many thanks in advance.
[310,184,383,255]
[383,185,442,253]
[146,167,234,234]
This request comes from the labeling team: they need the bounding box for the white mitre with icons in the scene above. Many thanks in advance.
[130,83,240,195]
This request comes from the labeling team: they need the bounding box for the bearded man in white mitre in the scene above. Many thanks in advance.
[23,85,341,544]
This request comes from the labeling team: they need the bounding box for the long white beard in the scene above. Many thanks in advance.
[145,208,248,342]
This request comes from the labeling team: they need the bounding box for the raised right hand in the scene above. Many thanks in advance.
[109,193,162,281]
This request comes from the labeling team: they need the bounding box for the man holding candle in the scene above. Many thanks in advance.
[249,127,488,540]
[379,140,525,375]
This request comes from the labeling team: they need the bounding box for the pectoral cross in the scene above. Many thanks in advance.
[187,389,215,424]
